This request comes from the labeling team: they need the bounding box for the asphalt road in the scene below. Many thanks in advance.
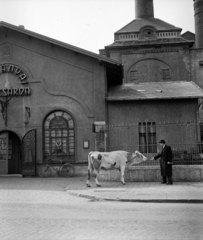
[0,177,203,240]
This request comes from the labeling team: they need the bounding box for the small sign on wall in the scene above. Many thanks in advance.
[83,140,90,149]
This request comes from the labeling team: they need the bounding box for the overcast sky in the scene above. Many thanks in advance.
[0,0,195,54]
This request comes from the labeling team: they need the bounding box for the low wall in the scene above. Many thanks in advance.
[98,165,203,182]
[36,164,203,181]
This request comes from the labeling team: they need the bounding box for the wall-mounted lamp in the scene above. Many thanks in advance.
[24,107,31,125]
[0,96,12,126]
[83,140,90,149]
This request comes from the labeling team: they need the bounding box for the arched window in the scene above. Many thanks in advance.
[43,111,75,162]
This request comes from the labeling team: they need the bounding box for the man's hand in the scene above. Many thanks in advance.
[150,157,155,161]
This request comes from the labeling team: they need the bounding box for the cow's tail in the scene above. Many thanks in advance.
[86,151,93,187]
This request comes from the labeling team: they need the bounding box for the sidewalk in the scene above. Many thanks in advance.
[0,175,203,203]
[65,177,203,203]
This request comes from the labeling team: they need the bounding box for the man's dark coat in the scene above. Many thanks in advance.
[154,145,173,176]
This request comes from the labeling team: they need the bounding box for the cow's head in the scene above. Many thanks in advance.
[130,150,147,164]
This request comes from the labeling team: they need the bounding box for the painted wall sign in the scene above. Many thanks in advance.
[0,64,28,84]
[0,87,31,96]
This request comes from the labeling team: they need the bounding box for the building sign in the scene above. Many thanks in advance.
[0,63,31,96]
[0,87,31,96]
[0,64,28,84]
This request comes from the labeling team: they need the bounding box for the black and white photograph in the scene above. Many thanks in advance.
[0,0,203,239]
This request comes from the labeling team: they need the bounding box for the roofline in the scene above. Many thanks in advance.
[115,18,182,34]
[181,31,195,36]
[115,19,136,34]
[107,96,202,101]
[105,40,194,50]
[116,28,182,34]
[0,21,122,66]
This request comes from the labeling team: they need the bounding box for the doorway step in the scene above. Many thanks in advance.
[0,174,22,177]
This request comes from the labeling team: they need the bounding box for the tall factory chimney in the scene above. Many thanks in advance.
[135,0,154,19]
[194,0,203,48]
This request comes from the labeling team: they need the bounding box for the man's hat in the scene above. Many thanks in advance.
[159,139,166,144]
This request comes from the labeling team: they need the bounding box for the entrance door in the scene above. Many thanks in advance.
[0,133,8,174]
[0,131,21,174]
[22,129,37,176]
[8,132,21,174]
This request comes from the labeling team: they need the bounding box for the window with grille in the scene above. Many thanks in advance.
[162,68,171,79]
[139,122,157,153]
[43,111,75,162]
[130,70,138,82]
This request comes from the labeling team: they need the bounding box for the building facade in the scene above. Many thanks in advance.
[99,0,203,159]
[1,0,203,177]
[0,22,122,175]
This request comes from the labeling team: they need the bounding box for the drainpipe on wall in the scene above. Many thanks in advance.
[196,99,202,143]
[104,63,108,152]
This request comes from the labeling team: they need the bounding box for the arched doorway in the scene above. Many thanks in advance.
[0,131,21,174]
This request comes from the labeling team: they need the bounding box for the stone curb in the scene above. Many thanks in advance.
[67,191,203,203]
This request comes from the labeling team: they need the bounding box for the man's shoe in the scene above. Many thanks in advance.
[161,182,166,184]
[167,182,173,185]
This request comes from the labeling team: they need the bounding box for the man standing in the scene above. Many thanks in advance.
[151,140,173,184]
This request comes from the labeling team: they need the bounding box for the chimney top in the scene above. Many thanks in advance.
[135,0,154,19]
[18,25,25,29]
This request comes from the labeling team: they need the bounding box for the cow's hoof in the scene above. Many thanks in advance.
[96,184,101,187]
[86,184,91,187]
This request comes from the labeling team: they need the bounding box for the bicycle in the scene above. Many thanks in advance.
[38,159,75,178]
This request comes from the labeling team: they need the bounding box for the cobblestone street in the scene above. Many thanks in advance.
[0,177,203,240]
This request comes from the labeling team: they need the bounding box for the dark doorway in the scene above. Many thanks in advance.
[0,131,21,174]
[8,132,21,174]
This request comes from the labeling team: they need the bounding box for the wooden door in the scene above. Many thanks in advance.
[22,129,37,176]
[0,133,8,174]
[8,132,21,174]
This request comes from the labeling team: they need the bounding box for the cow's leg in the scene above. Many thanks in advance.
[86,168,91,187]
[120,165,126,185]
[94,170,101,187]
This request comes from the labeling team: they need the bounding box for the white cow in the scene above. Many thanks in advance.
[86,150,147,187]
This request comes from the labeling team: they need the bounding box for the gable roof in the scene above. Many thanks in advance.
[115,18,182,33]
[0,21,122,66]
[181,31,195,41]
[107,81,203,101]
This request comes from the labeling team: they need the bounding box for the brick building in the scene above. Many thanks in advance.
[99,0,203,160]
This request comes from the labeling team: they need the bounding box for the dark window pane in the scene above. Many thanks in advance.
[139,122,157,153]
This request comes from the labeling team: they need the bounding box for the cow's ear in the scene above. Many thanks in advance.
[98,154,102,160]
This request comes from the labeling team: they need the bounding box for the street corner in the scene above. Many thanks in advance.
[66,187,127,201]
[65,182,203,203]
[66,189,105,202]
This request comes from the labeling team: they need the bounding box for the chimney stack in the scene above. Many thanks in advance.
[194,0,203,48]
[135,0,154,19]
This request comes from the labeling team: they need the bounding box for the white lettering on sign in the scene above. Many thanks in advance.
[1,87,31,96]
[0,64,28,84]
